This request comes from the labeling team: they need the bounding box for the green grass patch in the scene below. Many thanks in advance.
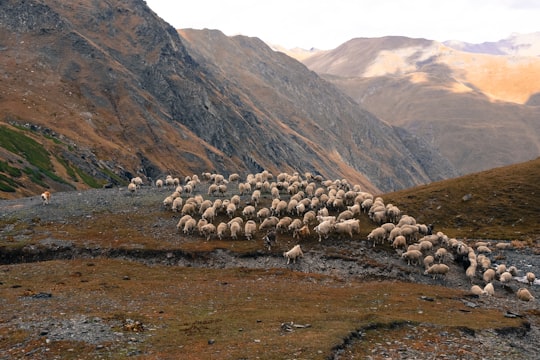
[0,125,53,172]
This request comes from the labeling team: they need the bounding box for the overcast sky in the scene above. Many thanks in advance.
[145,0,540,49]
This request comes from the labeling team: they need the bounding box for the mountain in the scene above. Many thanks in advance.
[302,36,540,175]
[0,0,455,199]
[444,32,540,57]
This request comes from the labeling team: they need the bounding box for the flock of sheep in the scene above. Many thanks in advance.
[127,170,536,303]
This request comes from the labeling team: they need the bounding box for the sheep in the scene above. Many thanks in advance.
[276,217,293,233]
[171,197,183,212]
[418,240,433,253]
[251,190,261,207]
[423,255,435,270]
[526,272,536,286]
[337,210,354,222]
[244,220,257,241]
[434,248,449,263]
[40,191,51,205]
[508,266,519,276]
[226,203,237,219]
[314,220,334,242]
[263,230,277,250]
[283,244,303,264]
[162,195,174,209]
[483,269,496,284]
[242,205,256,219]
[216,222,228,240]
[288,218,304,233]
[302,210,317,225]
[218,184,227,196]
[470,285,486,296]
[183,218,197,235]
[207,184,219,196]
[424,264,449,279]
[483,282,495,296]
[165,175,175,189]
[476,245,492,254]
[367,227,386,247]
[200,223,216,241]
[387,227,402,243]
[499,271,513,286]
[401,250,423,266]
[131,176,143,188]
[466,263,477,283]
[256,208,271,223]
[293,224,311,240]
[155,179,164,189]
[517,288,535,301]
[333,221,356,239]
[127,183,137,195]
[229,221,242,240]
[260,216,279,231]
[176,215,193,232]
[496,264,507,276]
[202,207,216,223]
[181,203,197,217]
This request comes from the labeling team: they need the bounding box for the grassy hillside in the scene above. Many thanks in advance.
[383,157,540,241]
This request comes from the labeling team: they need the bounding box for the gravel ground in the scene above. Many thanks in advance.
[1,186,539,359]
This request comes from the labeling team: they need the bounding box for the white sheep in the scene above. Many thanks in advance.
[260,216,279,231]
[470,285,486,296]
[216,222,228,240]
[401,250,423,266]
[392,235,407,249]
[171,197,183,212]
[484,282,495,296]
[244,220,257,241]
[314,220,334,242]
[434,248,449,263]
[367,227,386,247]
[242,205,256,219]
[334,220,359,239]
[131,176,143,188]
[226,203,237,219]
[127,182,137,195]
[229,221,242,240]
[256,207,271,222]
[155,179,164,189]
[483,269,496,283]
[423,255,434,270]
[424,264,449,279]
[202,207,216,223]
[283,244,303,264]
[527,272,536,286]
[517,288,535,301]
[271,217,290,233]
[476,245,492,254]
[466,263,477,283]
[499,271,513,286]
[200,223,216,241]
[183,218,197,235]
[176,215,193,232]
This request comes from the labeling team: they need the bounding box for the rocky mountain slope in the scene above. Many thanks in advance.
[302,36,540,175]
[0,0,455,200]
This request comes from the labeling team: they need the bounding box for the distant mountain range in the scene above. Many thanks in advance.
[0,0,538,200]
[300,35,540,175]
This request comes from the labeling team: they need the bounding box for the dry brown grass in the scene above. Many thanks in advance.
[1,259,524,359]
[383,157,540,242]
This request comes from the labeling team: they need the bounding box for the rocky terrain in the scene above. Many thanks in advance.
[1,184,539,359]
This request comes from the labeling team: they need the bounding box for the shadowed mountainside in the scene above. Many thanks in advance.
[0,0,455,199]
[302,36,540,176]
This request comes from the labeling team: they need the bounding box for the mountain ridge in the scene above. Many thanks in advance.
[0,0,457,199]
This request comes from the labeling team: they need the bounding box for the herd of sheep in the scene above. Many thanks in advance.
[126,170,536,303]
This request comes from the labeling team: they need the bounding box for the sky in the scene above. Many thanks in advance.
[145,0,540,50]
